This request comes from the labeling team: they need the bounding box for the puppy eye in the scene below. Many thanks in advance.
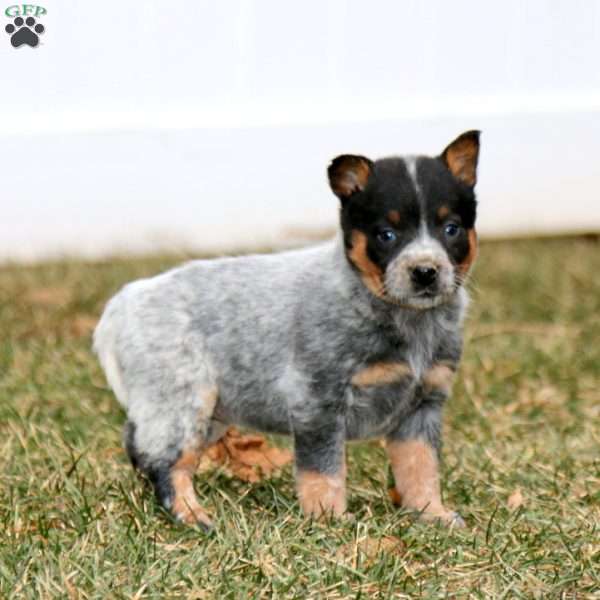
[376,229,397,244]
[444,223,460,238]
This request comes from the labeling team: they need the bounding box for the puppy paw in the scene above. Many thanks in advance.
[300,495,347,519]
[418,507,466,529]
[173,503,214,532]
[171,487,214,531]
[389,489,465,528]
[297,470,347,519]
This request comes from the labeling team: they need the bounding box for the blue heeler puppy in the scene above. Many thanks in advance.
[94,131,480,530]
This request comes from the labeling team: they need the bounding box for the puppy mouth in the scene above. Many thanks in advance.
[415,288,437,298]
[396,294,446,310]
[382,284,457,310]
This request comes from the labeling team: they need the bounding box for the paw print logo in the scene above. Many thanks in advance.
[5,16,45,48]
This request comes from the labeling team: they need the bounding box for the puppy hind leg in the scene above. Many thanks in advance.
[124,386,219,530]
[168,448,213,529]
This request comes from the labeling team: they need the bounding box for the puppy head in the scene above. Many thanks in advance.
[328,131,480,309]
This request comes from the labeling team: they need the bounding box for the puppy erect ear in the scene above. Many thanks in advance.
[440,130,481,187]
[328,155,373,201]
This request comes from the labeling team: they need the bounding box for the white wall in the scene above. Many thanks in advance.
[2,0,600,260]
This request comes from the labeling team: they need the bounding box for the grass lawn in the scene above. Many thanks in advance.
[1,237,599,599]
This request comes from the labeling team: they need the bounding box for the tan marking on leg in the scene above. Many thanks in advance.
[171,386,219,526]
[457,228,478,276]
[198,386,218,420]
[388,210,401,224]
[437,205,450,220]
[351,361,412,387]
[422,364,455,395]
[386,439,458,524]
[171,449,213,528]
[347,230,385,299]
[196,385,219,443]
[296,466,347,518]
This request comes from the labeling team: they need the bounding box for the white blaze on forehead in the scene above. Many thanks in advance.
[403,155,428,234]
[403,156,421,197]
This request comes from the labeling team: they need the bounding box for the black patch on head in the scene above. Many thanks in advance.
[338,154,477,275]
[417,157,477,268]
[340,158,422,272]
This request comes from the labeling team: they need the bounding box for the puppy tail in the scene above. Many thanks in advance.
[93,294,129,408]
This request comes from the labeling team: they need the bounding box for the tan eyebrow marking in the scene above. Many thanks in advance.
[437,206,450,220]
[388,210,401,224]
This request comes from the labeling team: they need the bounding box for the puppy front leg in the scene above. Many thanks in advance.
[293,418,347,518]
[386,367,464,526]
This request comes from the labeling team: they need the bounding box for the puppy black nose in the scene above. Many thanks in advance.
[411,266,438,288]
